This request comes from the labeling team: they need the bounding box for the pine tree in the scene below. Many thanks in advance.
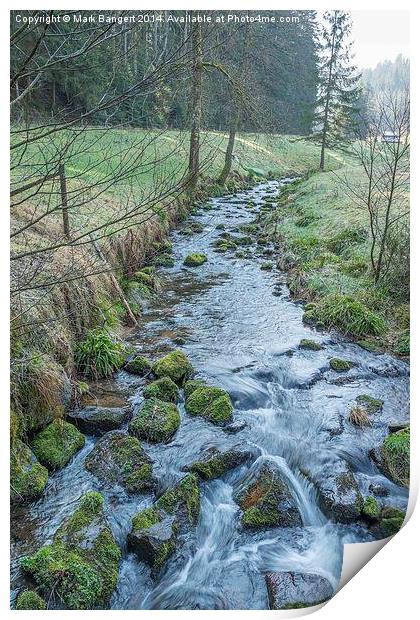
[314,11,361,170]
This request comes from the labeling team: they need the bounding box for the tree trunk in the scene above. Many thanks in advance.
[218,117,237,185]
[320,13,338,171]
[187,20,203,191]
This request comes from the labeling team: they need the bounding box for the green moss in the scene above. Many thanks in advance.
[21,492,120,610]
[261,262,274,271]
[16,590,46,610]
[10,439,48,503]
[379,507,405,536]
[124,355,152,375]
[357,339,383,353]
[380,427,410,487]
[143,377,179,403]
[310,294,385,337]
[152,350,194,385]
[395,329,409,356]
[356,394,383,414]
[124,463,153,493]
[153,253,174,267]
[188,452,239,480]
[132,506,160,531]
[299,338,324,351]
[185,386,233,425]
[31,420,85,471]
[183,379,206,400]
[242,506,281,528]
[362,496,380,520]
[156,474,200,525]
[129,398,180,443]
[75,328,125,379]
[183,253,208,267]
[329,358,354,372]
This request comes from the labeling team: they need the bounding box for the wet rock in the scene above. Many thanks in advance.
[124,355,153,376]
[357,339,383,354]
[260,262,273,271]
[372,427,409,487]
[10,439,48,504]
[368,482,389,497]
[388,420,409,433]
[143,377,179,403]
[356,394,383,414]
[329,358,354,372]
[299,338,324,351]
[152,350,194,385]
[313,459,363,522]
[185,385,233,425]
[224,420,247,434]
[234,464,302,529]
[128,474,200,572]
[85,431,155,493]
[265,572,333,610]
[370,506,406,538]
[183,253,207,267]
[153,254,174,267]
[15,591,46,610]
[69,406,131,435]
[21,492,120,610]
[129,398,180,443]
[31,420,85,471]
[183,445,254,480]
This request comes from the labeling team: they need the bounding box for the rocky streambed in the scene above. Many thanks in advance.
[11,179,409,610]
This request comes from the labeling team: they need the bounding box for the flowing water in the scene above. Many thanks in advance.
[11,179,409,610]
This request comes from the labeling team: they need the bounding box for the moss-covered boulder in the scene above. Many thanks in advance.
[185,385,233,425]
[10,439,48,504]
[299,339,324,351]
[183,379,206,400]
[152,350,194,385]
[234,464,302,529]
[124,355,153,376]
[128,474,200,571]
[31,420,85,471]
[129,398,180,443]
[371,506,406,538]
[312,459,363,523]
[260,262,273,271]
[183,253,207,267]
[362,496,381,521]
[153,253,174,267]
[85,431,155,494]
[329,358,354,372]
[356,394,384,414]
[16,590,46,610]
[183,445,254,480]
[21,492,121,610]
[68,406,131,435]
[265,572,333,610]
[378,427,410,487]
[143,377,179,403]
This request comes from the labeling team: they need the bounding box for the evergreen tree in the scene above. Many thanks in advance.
[314,11,361,170]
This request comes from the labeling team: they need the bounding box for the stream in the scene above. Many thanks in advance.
[11,179,409,610]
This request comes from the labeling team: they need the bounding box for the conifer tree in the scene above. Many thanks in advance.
[315,11,361,170]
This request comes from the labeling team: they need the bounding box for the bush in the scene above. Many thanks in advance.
[75,328,125,379]
[312,294,385,337]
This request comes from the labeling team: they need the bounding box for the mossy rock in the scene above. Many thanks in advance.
[375,506,406,537]
[68,406,130,435]
[153,253,175,267]
[312,459,363,523]
[329,358,354,372]
[16,590,46,610]
[124,355,153,376]
[31,420,85,471]
[183,446,253,480]
[357,339,383,353]
[299,338,324,351]
[235,235,253,246]
[85,431,155,494]
[129,398,180,443]
[143,377,179,403]
[10,439,48,504]
[379,427,410,487]
[21,492,121,610]
[128,474,200,571]
[260,262,273,271]
[362,496,380,521]
[356,394,383,414]
[183,379,206,400]
[133,271,154,287]
[185,385,233,425]
[152,350,194,385]
[235,464,302,529]
[183,253,207,267]
[266,572,333,610]
[215,223,225,230]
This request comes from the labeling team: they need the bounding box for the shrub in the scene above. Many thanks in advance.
[75,328,125,379]
[312,294,385,337]
[16,590,46,610]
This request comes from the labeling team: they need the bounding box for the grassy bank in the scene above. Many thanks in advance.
[263,163,409,356]
[11,131,335,448]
